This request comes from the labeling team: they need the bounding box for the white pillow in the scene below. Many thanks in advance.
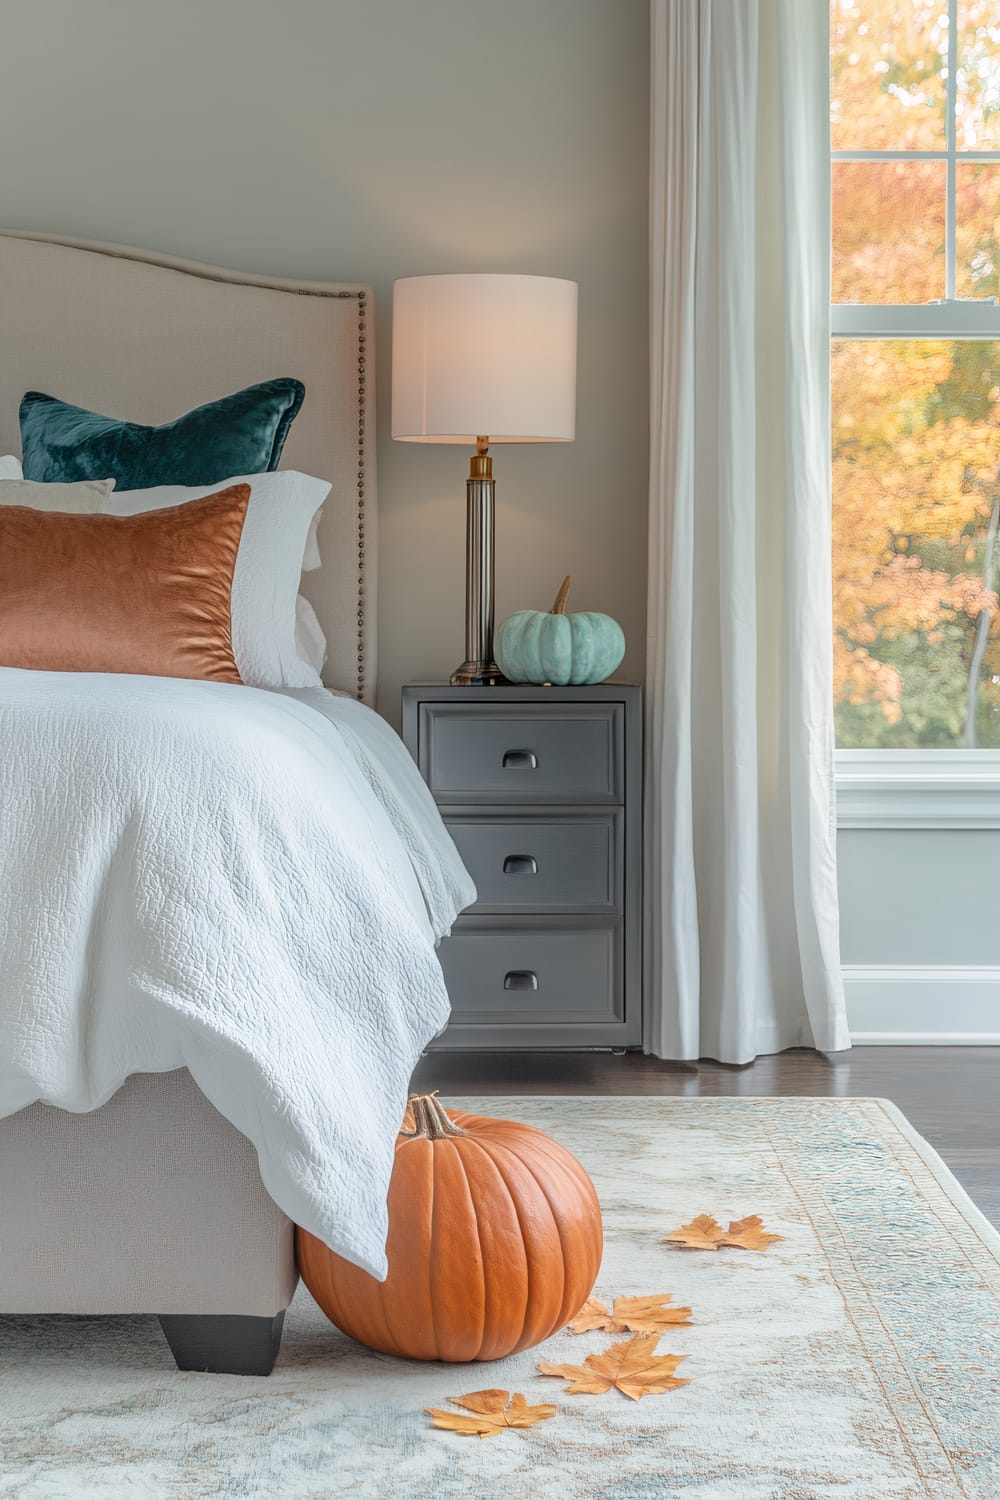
[295,595,328,674]
[303,511,323,572]
[296,518,328,668]
[110,470,331,689]
[0,455,24,479]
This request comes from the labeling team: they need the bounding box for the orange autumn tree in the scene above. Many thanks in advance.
[831,0,1000,747]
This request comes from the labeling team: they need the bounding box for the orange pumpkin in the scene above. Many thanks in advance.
[296,1093,603,1362]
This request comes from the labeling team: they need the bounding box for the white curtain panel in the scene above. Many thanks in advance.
[645,0,850,1062]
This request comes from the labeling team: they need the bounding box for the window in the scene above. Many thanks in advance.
[832,0,1000,750]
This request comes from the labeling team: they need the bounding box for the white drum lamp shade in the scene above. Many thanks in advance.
[391,274,577,443]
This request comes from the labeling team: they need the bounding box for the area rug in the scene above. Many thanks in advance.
[2,1096,998,1500]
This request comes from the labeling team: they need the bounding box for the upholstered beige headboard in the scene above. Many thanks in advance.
[0,231,376,702]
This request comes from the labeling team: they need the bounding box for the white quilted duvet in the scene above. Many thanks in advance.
[0,670,475,1278]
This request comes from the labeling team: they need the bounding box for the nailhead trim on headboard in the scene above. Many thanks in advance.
[298,284,368,703]
[284,283,367,705]
[356,290,367,702]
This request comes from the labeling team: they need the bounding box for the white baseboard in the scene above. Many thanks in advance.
[844,964,1000,1044]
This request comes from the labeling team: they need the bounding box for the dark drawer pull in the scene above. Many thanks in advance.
[501,749,537,770]
[504,970,538,991]
[502,854,538,876]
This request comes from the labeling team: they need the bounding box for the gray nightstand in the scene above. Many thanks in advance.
[402,683,642,1050]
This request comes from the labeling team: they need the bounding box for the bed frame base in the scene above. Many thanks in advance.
[158,1312,286,1376]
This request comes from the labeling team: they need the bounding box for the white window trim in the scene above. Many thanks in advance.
[833,0,1000,822]
[836,749,1000,827]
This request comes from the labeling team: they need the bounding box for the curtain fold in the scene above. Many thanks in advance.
[645,0,850,1063]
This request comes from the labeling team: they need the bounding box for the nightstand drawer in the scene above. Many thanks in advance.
[445,815,620,913]
[437,918,622,1026]
[418,703,623,804]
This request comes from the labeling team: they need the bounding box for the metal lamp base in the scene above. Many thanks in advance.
[453,439,508,688]
[450,660,506,687]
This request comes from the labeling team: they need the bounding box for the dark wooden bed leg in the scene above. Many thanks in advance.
[158,1312,285,1375]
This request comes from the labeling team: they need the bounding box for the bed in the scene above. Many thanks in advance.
[0,231,474,1375]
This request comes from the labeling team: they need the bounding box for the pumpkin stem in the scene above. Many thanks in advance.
[404,1092,466,1140]
[551,576,572,615]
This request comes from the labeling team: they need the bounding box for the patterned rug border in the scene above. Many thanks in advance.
[871,1096,1000,1256]
[442,1093,1000,1261]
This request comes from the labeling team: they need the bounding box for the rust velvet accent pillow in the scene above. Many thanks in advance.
[0,483,251,683]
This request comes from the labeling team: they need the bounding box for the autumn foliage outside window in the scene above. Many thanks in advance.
[832,0,1000,746]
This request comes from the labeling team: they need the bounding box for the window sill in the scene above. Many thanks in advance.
[836,750,1000,829]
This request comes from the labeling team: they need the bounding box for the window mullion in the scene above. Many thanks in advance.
[831,150,947,161]
[946,0,958,298]
[832,152,1000,162]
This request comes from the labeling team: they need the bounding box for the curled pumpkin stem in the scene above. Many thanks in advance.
[405,1092,466,1140]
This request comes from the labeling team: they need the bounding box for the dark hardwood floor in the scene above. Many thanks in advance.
[410,1046,1000,1227]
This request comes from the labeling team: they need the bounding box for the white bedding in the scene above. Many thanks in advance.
[0,671,475,1279]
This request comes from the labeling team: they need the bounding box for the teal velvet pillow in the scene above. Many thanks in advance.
[19,378,305,488]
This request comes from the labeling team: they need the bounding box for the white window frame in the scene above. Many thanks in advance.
[832,0,1000,826]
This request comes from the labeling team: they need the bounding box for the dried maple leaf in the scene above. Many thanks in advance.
[426,1388,556,1438]
[538,1333,689,1401]
[567,1296,620,1332]
[568,1293,693,1334]
[664,1212,783,1253]
[716,1215,784,1252]
[663,1213,725,1250]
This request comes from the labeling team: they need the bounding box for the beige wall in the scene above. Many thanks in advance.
[0,0,650,724]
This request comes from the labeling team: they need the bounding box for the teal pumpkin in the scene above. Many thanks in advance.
[496,577,626,685]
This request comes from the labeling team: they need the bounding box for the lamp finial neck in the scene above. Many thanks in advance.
[470,435,493,480]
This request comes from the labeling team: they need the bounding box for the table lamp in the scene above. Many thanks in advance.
[391,273,578,685]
